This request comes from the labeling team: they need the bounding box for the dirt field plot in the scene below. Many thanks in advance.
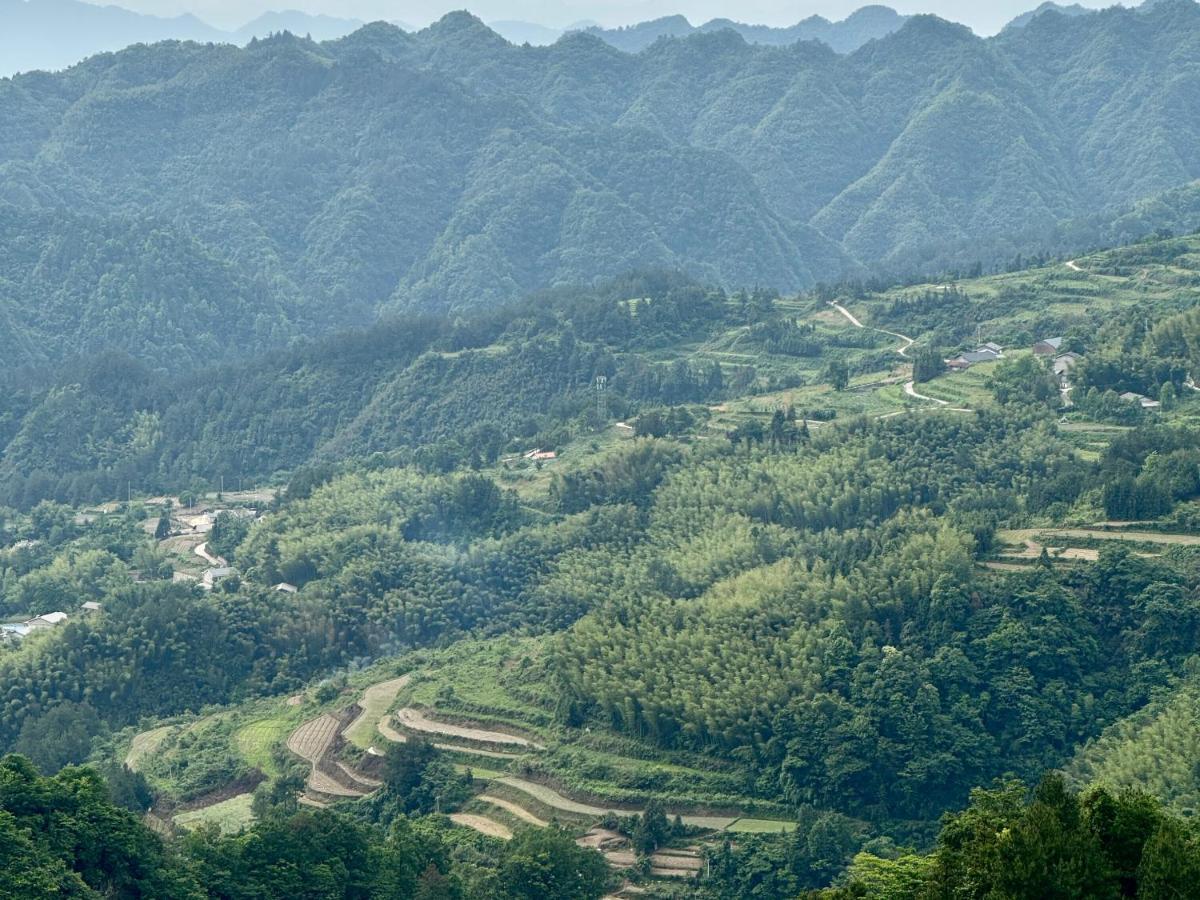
[450,814,513,840]
[377,716,522,759]
[395,708,544,749]
[286,714,340,763]
[497,776,620,817]
[1003,528,1200,548]
[307,767,365,798]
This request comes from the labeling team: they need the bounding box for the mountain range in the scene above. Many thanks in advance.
[5,1,1164,79]
[0,0,371,77]
[4,1,1200,373]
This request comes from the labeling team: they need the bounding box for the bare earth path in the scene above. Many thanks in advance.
[904,380,949,405]
[829,301,963,412]
[194,542,226,567]
[829,301,864,328]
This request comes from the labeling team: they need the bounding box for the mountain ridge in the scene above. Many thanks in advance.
[4,4,1200,372]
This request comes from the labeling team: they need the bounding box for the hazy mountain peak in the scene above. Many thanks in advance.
[891,13,977,46]
[1005,2,1094,30]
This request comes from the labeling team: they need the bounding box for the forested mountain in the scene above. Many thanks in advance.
[5,2,1200,375]
[1004,2,1094,30]
[0,0,365,78]
[582,6,909,54]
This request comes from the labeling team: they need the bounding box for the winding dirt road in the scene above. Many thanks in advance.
[904,380,949,405]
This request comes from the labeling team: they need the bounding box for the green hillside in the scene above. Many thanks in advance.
[5,3,1200,373]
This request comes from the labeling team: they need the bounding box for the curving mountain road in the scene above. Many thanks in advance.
[828,301,963,411]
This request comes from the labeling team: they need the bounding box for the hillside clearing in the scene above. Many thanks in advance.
[173,794,254,834]
[125,725,174,772]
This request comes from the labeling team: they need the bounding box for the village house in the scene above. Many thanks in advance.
[946,344,1003,369]
[0,623,30,643]
[25,611,68,630]
[1033,337,1064,356]
[81,601,102,615]
[202,566,236,589]
[274,582,298,594]
[1120,391,1162,410]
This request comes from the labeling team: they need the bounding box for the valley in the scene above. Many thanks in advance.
[4,4,1200,896]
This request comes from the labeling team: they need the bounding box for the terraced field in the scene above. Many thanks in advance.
[490,775,739,830]
[727,817,799,833]
[125,725,174,772]
[377,713,524,759]
[344,675,411,749]
[995,528,1200,566]
[478,795,549,827]
[286,714,340,763]
[395,708,545,748]
[286,713,372,799]
[173,794,254,834]
[235,718,291,775]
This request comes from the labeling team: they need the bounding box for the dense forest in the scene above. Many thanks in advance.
[0,274,788,508]
[5,2,1200,372]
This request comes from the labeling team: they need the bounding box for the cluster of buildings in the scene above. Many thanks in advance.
[1,602,101,644]
[946,342,1003,370]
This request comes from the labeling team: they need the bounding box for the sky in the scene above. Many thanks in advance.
[111,1,1120,35]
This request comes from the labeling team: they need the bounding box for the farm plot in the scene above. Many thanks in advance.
[493,776,738,830]
[394,708,545,749]
[726,817,798,833]
[450,814,512,840]
[1002,528,1200,548]
[286,714,340,763]
[604,849,701,878]
[308,767,366,798]
[287,713,372,799]
[344,675,411,749]
[125,725,174,772]
[478,795,548,827]
[377,715,524,759]
[235,718,291,775]
[173,794,254,834]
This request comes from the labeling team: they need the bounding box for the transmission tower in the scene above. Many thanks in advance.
[594,375,608,422]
